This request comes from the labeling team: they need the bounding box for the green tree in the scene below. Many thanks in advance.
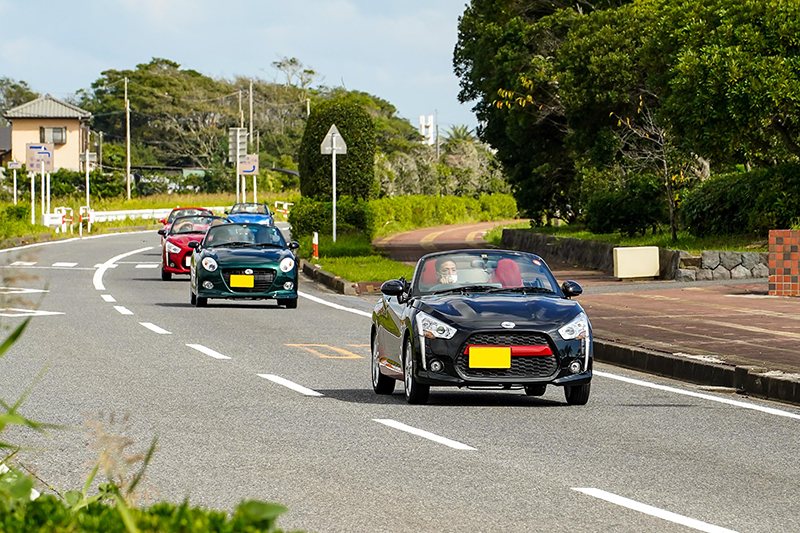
[298,99,377,200]
[0,78,38,123]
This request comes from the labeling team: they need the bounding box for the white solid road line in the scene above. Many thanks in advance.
[101,295,116,302]
[257,374,323,397]
[187,344,231,360]
[94,247,153,290]
[113,306,133,315]
[594,370,800,421]
[572,488,738,533]
[298,291,372,317]
[51,262,77,267]
[373,419,477,451]
[139,322,171,335]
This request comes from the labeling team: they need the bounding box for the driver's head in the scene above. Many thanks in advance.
[435,257,458,284]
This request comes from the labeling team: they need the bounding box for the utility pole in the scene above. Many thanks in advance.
[256,131,260,153]
[98,131,103,172]
[306,98,310,117]
[249,80,253,148]
[239,90,243,128]
[435,110,440,160]
[125,77,131,200]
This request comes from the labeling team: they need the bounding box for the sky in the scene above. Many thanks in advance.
[0,0,477,132]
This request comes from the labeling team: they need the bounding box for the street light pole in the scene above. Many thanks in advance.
[125,77,131,200]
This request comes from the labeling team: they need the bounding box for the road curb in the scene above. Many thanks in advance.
[300,259,358,295]
[594,339,800,406]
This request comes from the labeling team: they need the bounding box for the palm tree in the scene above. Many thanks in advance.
[445,125,474,143]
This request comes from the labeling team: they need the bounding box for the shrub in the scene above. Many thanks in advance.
[584,174,666,236]
[682,163,800,236]
[298,99,377,200]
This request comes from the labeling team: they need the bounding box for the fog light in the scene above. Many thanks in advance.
[569,360,583,374]
[283,281,294,290]
[430,360,444,373]
[202,281,214,289]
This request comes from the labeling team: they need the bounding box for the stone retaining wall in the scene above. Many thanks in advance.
[501,229,768,281]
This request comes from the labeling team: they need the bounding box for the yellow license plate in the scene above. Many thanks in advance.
[469,347,511,369]
[230,274,254,288]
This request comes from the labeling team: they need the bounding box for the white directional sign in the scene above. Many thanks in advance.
[26,143,54,172]
[228,128,248,165]
[239,154,259,175]
[320,124,347,155]
[7,161,22,169]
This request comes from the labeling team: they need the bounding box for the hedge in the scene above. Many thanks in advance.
[584,174,666,237]
[287,193,518,239]
[681,163,800,236]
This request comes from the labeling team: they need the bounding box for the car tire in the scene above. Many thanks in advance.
[403,336,429,405]
[372,338,395,395]
[279,298,298,309]
[161,269,172,281]
[190,290,196,305]
[564,383,591,405]
[524,384,547,397]
[196,295,208,307]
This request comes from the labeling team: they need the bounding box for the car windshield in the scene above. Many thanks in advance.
[230,203,269,215]
[168,215,220,235]
[203,223,286,248]
[413,251,560,296]
[167,208,212,223]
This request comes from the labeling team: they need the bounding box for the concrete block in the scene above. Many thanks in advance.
[675,269,697,282]
[712,265,732,280]
[741,252,760,270]
[680,256,702,269]
[719,251,742,270]
[751,263,769,278]
[730,264,752,279]
[701,250,720,269]
[613,246,660,279]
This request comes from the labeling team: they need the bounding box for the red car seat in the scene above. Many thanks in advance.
[493,259,522,287]
[421,260,438,286]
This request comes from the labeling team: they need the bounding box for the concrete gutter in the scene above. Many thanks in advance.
[594,339,800,406]
[300,259,358,295]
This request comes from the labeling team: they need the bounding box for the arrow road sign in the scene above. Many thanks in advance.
[320,124,347,155]
[239,154,259,175]
[26,143,54,172]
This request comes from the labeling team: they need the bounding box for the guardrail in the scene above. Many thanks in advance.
[87,206,227,223]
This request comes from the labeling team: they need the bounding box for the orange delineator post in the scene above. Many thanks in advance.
[312,232,319,260]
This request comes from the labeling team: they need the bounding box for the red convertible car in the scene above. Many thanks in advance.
[159,207,213,245]
[159,214,225,280]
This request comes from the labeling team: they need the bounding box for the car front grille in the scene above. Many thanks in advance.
[455,331,558,379]
[222,268,275,293]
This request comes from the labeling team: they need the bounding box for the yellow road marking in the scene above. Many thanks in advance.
[285,344,363,359]
[375,234,398,244]
[466,230,483,242]
[420,230,446,243]
[347,344,370,347]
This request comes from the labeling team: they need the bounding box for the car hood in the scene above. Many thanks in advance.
[226,214,272,224]
[204,246,290,265]
[417,293,584,329]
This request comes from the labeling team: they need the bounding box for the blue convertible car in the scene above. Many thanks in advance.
[225,203,274,226]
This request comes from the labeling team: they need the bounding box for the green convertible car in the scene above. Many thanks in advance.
[189,223,299,308]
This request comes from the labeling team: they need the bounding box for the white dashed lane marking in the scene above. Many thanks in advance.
[134,264,160,269]
[114,306,133,315]
[51,262,77,267]
[257,374,323,396]
[102,295,116,302]
[10,261,36,266]
[372,419,476,451]
[187,344,231,360]
[139,322,171,334]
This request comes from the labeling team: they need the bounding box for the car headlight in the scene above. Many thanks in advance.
[165,241,181,255]
[280,257,295,273]
[558,311,590,340]
[416,311,457,339]
[201,257,218,272]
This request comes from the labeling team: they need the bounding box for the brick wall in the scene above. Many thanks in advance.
[769,229,800,296]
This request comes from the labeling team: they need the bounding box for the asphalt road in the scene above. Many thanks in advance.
[1,231,799,533]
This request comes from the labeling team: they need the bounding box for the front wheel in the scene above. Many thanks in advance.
[564,383,591,405]
[279,298,297,309]
[190,290,196,305]
[372,339,395,395]
[403,337,429,404]
[161,269,172,281]
[195,295,207,307]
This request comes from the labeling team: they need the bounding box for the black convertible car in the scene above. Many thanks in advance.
[371,250,592,405]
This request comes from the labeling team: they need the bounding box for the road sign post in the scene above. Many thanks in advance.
[320,124,347,243]
[229,128,248,203]
[8,161,21,205]
[239,154,259,203]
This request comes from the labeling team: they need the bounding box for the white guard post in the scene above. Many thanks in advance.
[52,207,74,234]
[312,231,319,260]
[79,206,93,236]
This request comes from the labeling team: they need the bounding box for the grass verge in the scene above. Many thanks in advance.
[488,222,768,255]
[308,255,414,283]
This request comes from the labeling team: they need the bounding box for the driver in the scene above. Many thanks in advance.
[435,257,458,284]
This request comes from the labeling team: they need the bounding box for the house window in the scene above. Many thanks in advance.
[39,127,66,144]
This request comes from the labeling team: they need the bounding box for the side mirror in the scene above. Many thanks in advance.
[224,211,229,215]
[188,241,200,249]
[288,241,300,250]
[381,279,405,297]
[561,280,583,298]
[159,219,166,224]
[157,229,166,236]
